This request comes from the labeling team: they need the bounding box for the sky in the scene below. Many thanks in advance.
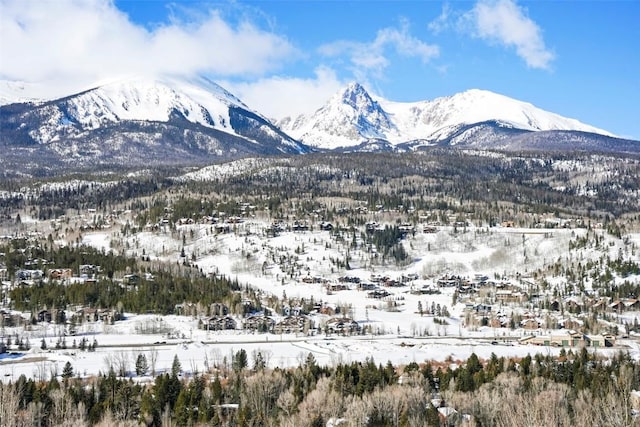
[1,0,639,139]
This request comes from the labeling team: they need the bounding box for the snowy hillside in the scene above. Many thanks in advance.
[0,75,308,173]
[63,76,243,132]
[279,84,615,150]
[20,75,267,143]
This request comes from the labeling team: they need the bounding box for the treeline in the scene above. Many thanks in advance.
[6,150,640,233]
[0,349,638,426]
[9,270,241,316]
[2,241,241,315]
[172,151,640,218]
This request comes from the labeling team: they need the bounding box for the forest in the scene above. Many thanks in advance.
[0,347,638,426]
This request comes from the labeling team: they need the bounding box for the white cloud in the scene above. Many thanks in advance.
[462,0,554,69]
[0,0,296,86]
[224,66,343,120]
[428,4,453,34]
[319,20,439,80]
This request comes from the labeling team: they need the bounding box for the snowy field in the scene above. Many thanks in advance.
[2,312,638,383]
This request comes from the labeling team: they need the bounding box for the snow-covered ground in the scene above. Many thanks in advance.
[2,312,638,383]
[2,218,639,382]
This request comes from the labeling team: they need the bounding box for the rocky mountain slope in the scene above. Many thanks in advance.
[278,83,636,153]
[0,75,309,174]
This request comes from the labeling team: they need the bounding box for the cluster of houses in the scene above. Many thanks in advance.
[318,273,421,298]
[463,291,637,343]
[267,219,334,236]
[0,305,123,331]
[519,332,615,348]
[196,302,362,336]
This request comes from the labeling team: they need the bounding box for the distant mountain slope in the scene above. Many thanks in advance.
[2,77,639,177]
[278,82,399,149]
[278,83,628,153]
[0,75,308,174]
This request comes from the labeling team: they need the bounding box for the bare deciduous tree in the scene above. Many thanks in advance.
[243,369,288,425]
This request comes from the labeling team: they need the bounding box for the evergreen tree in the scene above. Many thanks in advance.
[136,353,149,376]
[171,354,182,377]
[233,349,248,372]
[62,361,74,379]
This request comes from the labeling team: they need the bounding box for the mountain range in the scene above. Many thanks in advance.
[1,75,638,175]
[278,82,620,150]
[0,75,308,175]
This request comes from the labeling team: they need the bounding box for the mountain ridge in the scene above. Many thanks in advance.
[279,83,615,150]
[1,76,639,177]
[0,75,309,175]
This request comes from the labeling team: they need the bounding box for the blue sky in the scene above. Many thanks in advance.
[1,0,639,138]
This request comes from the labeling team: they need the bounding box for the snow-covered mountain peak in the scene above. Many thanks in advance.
[334,81,374,109]
[401,88,614,137]
[1,73,309,162]
[56,74,257,133]
[281,83,616,150]
[279,82,396,150]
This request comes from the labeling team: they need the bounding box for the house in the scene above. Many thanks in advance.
[564,296,584,312]
[274,315,309,334]
[97,309,121,324]
[37,309,52,323]
[489,316,508,328]
[367,289,390,299]
[591,297,610,312]
[521,318,541,330]
[560,318,583,331]
[357,282,377,291]
[123,274,141,286]
[282,305,302,317]
[607,299,640,312]
[242,313,275,333]
[215,223,231,234]
[16,269,44,281]
[0,310,17,327]
[202,315,237,331]
[495,289,526,303]
[319,221,333,231]
[519,332,615,348]
[365,222,379,233]
[292,220,309,232]
[49,268,73,280]
[327,283,349,292]
[80,264,100,277]
[326,317,360,335]
[318,305,335,315]
[75,308,98,323]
